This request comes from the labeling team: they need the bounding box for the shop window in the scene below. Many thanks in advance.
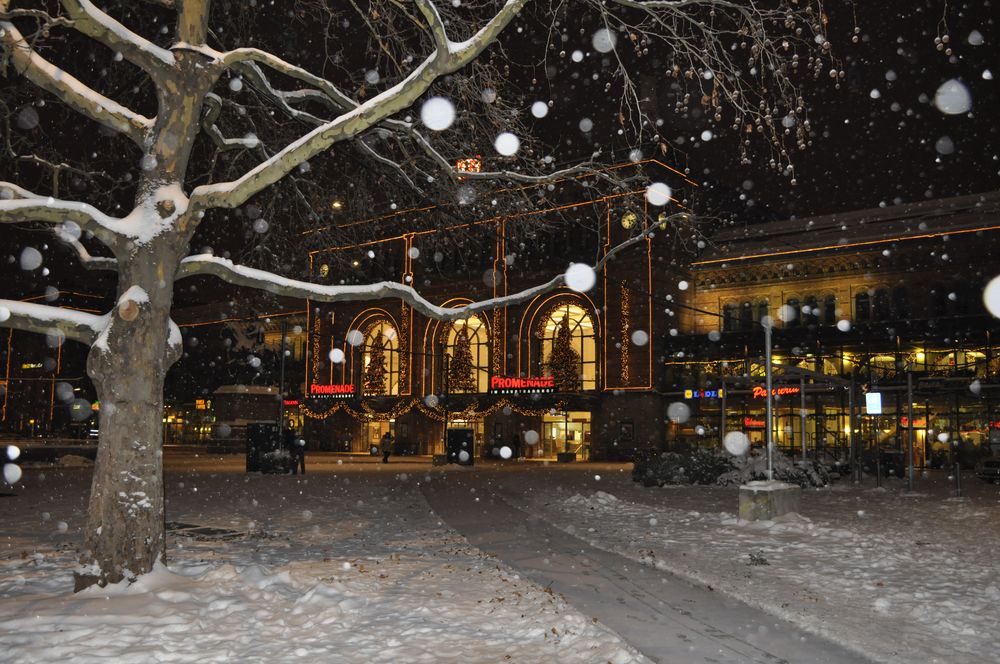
[363,320,399,396]
[541,303,597,390]
[443,316,490,393]
[722,304,739,332]
[855,291,871,322]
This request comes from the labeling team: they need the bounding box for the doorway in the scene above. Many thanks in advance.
[541,411,591,460]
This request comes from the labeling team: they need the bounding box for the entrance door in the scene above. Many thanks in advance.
[541,411,591,460]
[364,420,394,453]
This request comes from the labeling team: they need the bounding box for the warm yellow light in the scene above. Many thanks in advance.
[621,211,638,229]
[916,352,925,361]
[331,200,343,209]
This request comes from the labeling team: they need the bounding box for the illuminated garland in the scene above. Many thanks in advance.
[620,280,631,385]
[303,397,569,423]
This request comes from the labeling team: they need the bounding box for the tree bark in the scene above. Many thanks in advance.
[75,235,182,589]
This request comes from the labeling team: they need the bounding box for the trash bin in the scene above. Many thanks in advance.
[247,422,285,473]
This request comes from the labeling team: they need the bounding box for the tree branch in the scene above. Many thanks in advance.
[59,0,174,73]
[200,93,261,151]
[0,298,107,346]
[175,221,663,321]
[0,16,152,145]
[191,0,528,211]
[0,181,123,249]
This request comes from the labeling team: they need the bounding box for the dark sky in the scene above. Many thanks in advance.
[673,1,997,221]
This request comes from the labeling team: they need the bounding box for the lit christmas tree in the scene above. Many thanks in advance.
[363,336,387,396]
[448,324,477,393]
[546,316,581,392]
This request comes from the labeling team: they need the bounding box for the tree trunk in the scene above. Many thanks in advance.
[75,234,181,590]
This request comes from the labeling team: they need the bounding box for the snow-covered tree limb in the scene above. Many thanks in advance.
[0,298,107,345]
[0,9,152,145]
[175,220,666,322]
[0,181,123,248]
[59,0,174,73]
[201,93,260,151]
[57,235,117,272]
[190,0,528,211]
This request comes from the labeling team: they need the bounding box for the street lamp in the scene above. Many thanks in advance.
[763,316,775,480]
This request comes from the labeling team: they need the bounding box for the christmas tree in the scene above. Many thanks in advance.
[363,336,387,396]
[546,316,581,392]
[448,324,477,393]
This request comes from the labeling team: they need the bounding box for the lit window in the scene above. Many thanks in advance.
[540,303,597,390]
[443,316,490,393]
[363,321,399,396]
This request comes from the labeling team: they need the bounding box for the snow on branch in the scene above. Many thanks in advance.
[175,222,661,322]
[0,298,108,346]
[0,181,123,249]
[191,0,528,211]
[201,93,260,151]
[0,16,152,145]
[59,0,174,73]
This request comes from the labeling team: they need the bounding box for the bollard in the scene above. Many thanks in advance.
[954,459,962,497]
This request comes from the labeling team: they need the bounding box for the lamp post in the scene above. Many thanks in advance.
[763,317,774,480]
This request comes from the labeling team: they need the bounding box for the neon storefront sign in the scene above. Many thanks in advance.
[489,375,555,394]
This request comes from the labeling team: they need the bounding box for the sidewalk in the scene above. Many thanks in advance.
[422,473,870,664]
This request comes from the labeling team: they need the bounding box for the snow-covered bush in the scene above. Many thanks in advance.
[633,448,831,488]
[260,448,291,475]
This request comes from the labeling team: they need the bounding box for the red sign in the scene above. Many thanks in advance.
[490,375,556,393]
[309,384,355,398]
[744,416,765,428]
[900,416,928,428]
[283,400,300,407]
[752,385,801,398]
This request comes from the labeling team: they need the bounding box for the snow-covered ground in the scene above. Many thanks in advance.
[0,458,646,664]
[495,465,1000,664]
[5,454,999,664]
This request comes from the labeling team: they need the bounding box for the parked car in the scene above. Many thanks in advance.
[974,457,1000,484]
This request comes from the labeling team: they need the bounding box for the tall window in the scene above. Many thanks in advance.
[363,320,399,396]
[873,289,890,320]
[443,316,490,393]
[823,295,837,324]
[722,304,739,332]
[756,300,770,325]
[785,298,801,327]
[541,303,597,390]
[855,291,871,322]
[892,287,909,319]
[804,295,819,325]
[739,301,754,331]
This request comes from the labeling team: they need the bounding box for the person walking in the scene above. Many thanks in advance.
[381,431,393,463]
[285,423,306,475]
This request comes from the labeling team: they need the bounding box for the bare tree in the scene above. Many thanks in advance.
[0,0,833,588]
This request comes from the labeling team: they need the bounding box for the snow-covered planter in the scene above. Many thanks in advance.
[717,450,831,488]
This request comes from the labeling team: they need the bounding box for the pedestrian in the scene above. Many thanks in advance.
[381,431,393,463]
[291,431,306,475]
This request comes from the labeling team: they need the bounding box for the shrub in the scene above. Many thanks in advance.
[634,447,831,488]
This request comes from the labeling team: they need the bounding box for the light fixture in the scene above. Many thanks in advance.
[331,200,343,210]
[319,264,329,277]
[620,210,638,229]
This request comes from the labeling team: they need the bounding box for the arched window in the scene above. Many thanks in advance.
[785,298,801,327]
[363,320,399,396]
[722,304,739,332]
[737,301,753,331]
[855,291,871,322]
[443,316,490,393]
[541,303,597,391]
[823,295,837,325]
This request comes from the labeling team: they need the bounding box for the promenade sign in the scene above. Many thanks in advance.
[489,375,555,394]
